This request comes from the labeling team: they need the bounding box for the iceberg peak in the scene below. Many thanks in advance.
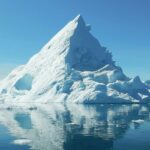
[73,14,84,23]
[69,14,90,32]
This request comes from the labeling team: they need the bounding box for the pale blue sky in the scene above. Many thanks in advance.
[0,0,150,80]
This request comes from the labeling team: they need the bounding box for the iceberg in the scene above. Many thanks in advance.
[0,15,150,103]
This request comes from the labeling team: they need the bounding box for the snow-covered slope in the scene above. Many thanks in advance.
[0,15,150,103]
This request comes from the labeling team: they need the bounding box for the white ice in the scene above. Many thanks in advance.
[0,15,150,103]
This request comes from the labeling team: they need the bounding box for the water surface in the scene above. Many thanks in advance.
[0,104,150,150]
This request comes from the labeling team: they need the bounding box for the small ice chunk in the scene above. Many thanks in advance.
[132,119,144,124]
[12,139,31,145]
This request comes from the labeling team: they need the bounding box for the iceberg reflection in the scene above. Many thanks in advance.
[0,104,150,150]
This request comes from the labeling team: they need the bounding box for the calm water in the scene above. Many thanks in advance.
[0,104,150,150]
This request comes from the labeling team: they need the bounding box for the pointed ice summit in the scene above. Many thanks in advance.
[0,15,150,103]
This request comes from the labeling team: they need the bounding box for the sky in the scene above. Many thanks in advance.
[0,0,150,80]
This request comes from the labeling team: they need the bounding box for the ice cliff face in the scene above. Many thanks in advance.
[0,15,150,103]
